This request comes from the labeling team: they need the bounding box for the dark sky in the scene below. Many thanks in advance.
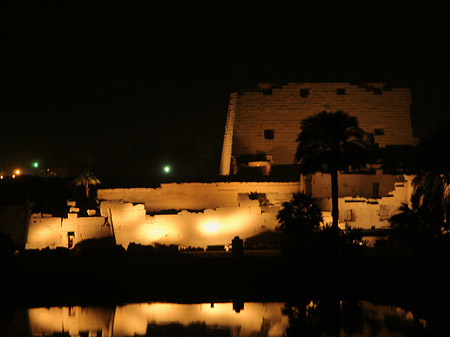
[1,1,448,179]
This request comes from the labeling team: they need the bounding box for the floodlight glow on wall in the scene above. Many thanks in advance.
[202,221,220,234]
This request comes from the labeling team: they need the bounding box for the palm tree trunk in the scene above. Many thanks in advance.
[85,180,90,199]
[331,169,339,230]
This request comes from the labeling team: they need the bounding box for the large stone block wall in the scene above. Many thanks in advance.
[301,171,405,199]
[25,215,111,250]
[319,176,414,229]
[100,199,279,249]
[97,182,301,213]
[97,182,301,248]
[224,82,417,168]
[25,176,413,250]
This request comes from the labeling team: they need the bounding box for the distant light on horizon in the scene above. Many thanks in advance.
[163,165,171,174]
[15,169,20,175]
[32,162,39,168]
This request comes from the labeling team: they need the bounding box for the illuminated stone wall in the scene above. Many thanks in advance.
[97,181,301,213]
[25,215,111,250]
[300,170,405,199]
[25,176,413,250]
[318,175,414,228]
[100,199,279,249]
[97,181,301,249]
[221,82,418,172]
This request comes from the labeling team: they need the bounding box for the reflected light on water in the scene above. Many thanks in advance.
[28,302,287,337]
[25,301,429,337]
[28,306,114,337]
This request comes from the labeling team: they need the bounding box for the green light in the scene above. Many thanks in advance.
[163,165,171,173]
[32,162,39,168]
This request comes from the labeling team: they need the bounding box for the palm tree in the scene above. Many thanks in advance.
[412,172,449,233]
[73,169,101,199]
[411,122,450,232]
[295,110,369,230]
[389,203,428,248]
[277,192,323,254]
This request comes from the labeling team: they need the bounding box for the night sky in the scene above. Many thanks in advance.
[1,2,448,179]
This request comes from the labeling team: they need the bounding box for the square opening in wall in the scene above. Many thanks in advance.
[374,128,385,136]
[300,89,310,98]
[373,88,383,95]
[264,129,275,139]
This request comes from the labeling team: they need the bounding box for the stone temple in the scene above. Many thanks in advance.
[220,82,417,176]
[3,82,420,251]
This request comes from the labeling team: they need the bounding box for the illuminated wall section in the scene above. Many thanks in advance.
[24,177,413,250]
[26,217,63,249]
[98,181,301,213]
[318,175,414,229]
[101,199,279,249]
[301,171,401,199]
[26,216,112,250]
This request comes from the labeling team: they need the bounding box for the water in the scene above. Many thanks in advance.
[1,300,432,336]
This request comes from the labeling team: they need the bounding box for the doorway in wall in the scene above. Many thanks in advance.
[67,231,75,248]
[372,183,380,199]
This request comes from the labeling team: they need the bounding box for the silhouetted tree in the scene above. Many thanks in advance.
[411,123,450,232]
[295,110,370,230]
[389,203,430,249]
[390,178,449,250]
[412,172,449,233]
[277,192,322,255]
[73,169,101,199]
[390,123,450,248]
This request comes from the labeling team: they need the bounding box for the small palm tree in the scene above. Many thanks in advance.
[295,110,369,230]
[73,169,101,198]
[389,203,427,247]
[277,192,323,254]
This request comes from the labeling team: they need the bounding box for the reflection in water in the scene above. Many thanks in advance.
[283,300,428,337]
[28,306,115,337]
[22,301,428,337]
[28,302,287,337]
[113,302,287,337]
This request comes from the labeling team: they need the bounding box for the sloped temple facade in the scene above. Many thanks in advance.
[220,82,418,175]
